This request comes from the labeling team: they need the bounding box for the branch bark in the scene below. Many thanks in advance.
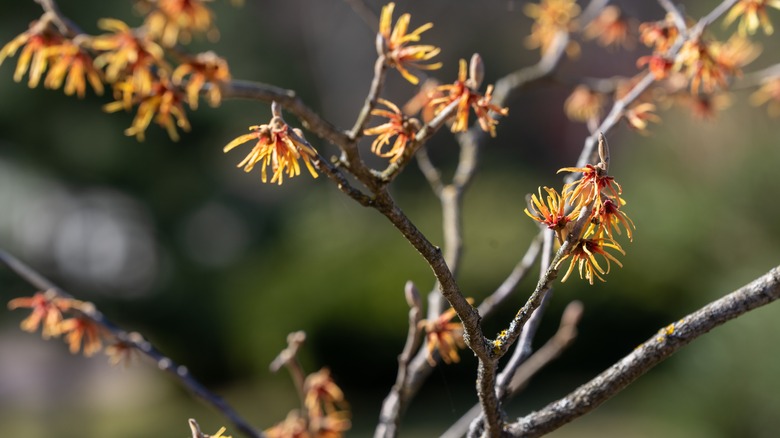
[506,264,780,437]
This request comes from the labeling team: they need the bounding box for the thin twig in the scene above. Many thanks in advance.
[0,249,264,438]
[343,0,380,34]
[477,232,544,320]
[506,264,780,437]
[497,229,556,400]
[445,300,582,438]
[657,0,688,35]
[349,55,388,140]
[270,331,308,415]
[375,282,424,438]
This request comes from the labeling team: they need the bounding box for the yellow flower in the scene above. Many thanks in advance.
[209,426,232,438]
[224,108,319,185]
[43,40,104,98]
[144,0,217,47]
[172,51,231,109]
[378,2,442,84]
[0,20,63,88]
[525,186,579,244]
[364,98,420,162]
[724,0,780,35]
[556,237,625,284]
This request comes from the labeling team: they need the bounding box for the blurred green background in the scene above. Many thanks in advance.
[1,1,780,437]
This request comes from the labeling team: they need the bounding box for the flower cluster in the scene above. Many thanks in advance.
[7,290,142,364]
[525,137,634,284]
[675,35,760,95]
[0,18,103,96]
[0,1,232,142]
[266,368,351,438]
[429,55,509,137]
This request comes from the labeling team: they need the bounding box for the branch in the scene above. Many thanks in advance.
[477,232,544,320]
[0,249,264,438]
[443,300,583,438]
[506,264,780,437]
[222,80,351,150]
[375,282,424,438]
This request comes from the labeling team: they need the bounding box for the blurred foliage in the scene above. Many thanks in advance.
[1,1,780,437]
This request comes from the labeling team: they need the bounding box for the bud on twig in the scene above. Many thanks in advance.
[404,280,422,310]
[468,53,484,89]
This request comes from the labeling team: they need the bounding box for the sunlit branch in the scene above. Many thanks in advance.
[506,264,780,437]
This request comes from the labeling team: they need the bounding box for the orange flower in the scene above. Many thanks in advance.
[418,299,472,366]
[524,0,581,56]
[304,368,347,417]
[724,0,780,35]
[59,315,104,357]
[43,40,104,98]
[104,76,191,141]
[429,57,509,136]
[402,78,441,123]
[378,2,442,85]
[144,0,217,47]
[224,105,319,184]
[636,54,674,80]
[556,237,625,284]
[583,5,635,49]
[750,76,780,117]
[91,18,167,96]
[7,290,76,339]
[558,164,622,208]
[0,20,63,88]
[639,14,680,54]
[525,186,580,244]
[564,85,604,122]
[172,51,230,109]
[676,35,759,94]
[364,98,420,162]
